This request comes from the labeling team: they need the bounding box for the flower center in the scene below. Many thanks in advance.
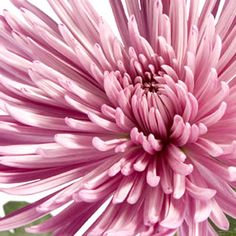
[134,72,160,93]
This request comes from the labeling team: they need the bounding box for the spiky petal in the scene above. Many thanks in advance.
[0,0,236,235]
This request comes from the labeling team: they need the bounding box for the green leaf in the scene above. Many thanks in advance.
[1,201,52,236]
[0,232,12,236]
[3,201,29,215]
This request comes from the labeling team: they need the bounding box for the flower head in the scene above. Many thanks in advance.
[0,0,236,235]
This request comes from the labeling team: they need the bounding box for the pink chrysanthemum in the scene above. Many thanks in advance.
[0,0,236,235]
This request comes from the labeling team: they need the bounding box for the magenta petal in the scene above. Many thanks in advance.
[0,0,236,235]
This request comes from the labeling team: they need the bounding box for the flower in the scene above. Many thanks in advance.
[0,0,236,235]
